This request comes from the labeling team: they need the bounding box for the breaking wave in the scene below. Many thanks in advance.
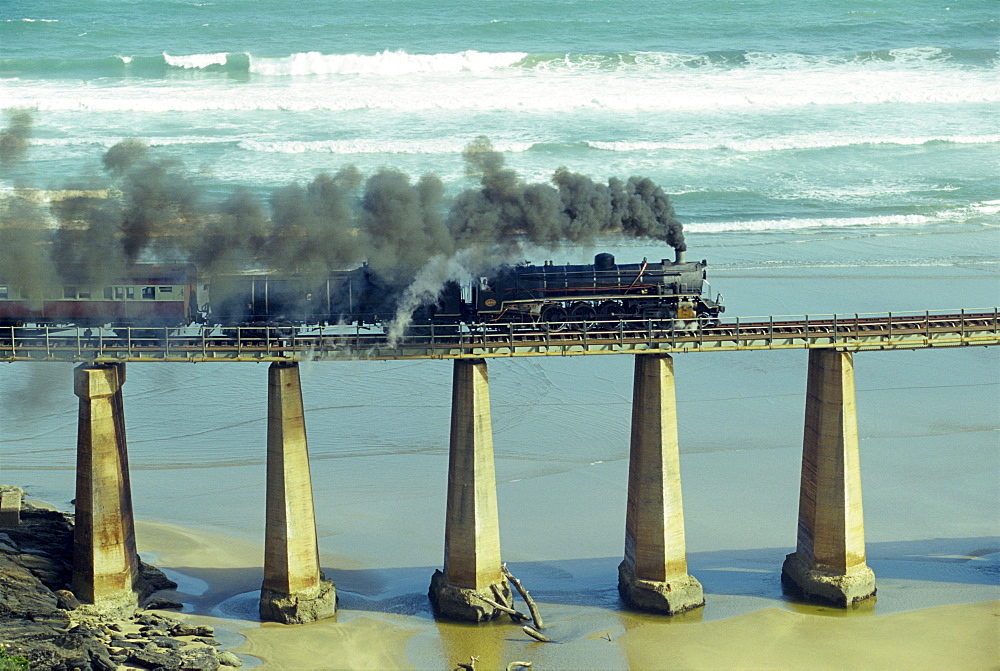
[685,215,934,234]
[237,138,535,154]
[2,46,994,79]
[586,135,1000,153]
[248,50,528,75]
[683,203,1000,235]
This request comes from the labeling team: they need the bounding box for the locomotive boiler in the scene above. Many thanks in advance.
[469,249,723,327]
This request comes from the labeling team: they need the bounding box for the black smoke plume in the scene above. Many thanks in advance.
[2,121,687,323]
[449,136,685,250]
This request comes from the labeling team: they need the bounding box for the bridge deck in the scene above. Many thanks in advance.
[1,309,997,362]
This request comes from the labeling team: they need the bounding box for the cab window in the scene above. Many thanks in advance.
[0,286,7,299]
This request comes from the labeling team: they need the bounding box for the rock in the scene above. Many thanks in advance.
[170,622,200,637]
[146,597,184,610]
[0,490,226,670]
[136,612,169,626]
[128,647,183,670]
[17,553,55,569]
[137,560,179,598]
[217,651,243,667]
[195,637,220,647]
[90,648,118,671]
[180,648,221,671]
[55,589,81,610]
[111,638,145,650]
[152,636,185,650]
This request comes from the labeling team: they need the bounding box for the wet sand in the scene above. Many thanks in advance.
[619,601,1000,670]
[134,519,1000,670]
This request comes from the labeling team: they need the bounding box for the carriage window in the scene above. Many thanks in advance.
[159,286,173,293]
[78,289,91,299]
[126,287,135,299]
[0,286,7,299]
[64,286,77,299]
[142,286,156,299]
[105,287,113,299]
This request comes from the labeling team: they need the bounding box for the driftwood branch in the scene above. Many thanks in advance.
[470,592,530,622]
[502,563,544,630]
[506,663,533,671]
[490,583,530,623]
[521,625,552,643]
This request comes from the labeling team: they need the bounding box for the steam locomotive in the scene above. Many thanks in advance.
[0,250,723,330]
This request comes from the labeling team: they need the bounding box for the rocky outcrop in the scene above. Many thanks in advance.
[0,488,240,670]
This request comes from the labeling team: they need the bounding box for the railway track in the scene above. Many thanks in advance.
[1,309,998,362]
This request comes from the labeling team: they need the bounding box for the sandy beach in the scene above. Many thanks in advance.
[133,520,999,670]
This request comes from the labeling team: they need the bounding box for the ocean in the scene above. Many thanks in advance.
[1,0,998,668]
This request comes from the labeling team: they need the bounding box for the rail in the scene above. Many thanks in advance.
[1,309,997,362]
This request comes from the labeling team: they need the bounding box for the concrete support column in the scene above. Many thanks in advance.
[782,349,876,606]
[429,358,512,621]
[260,362,337,624]
[72,363,139,614]
[618,354,704,614]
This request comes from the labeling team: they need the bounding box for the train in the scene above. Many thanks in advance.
[0,249,723,331]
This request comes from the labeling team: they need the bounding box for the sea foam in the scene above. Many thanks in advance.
[588,134,1000,153]
[685,215,933,234]
[163,51,230,69]
[248,50,527,76]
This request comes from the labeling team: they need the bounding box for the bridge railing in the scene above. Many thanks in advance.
[1,308,997,361]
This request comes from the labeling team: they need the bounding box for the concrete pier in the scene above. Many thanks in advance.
[429,358,512,621]
[782,349,876,606]
[0,489,21,527]
[72,363,140,614]
[260,362,337,624]
[618,354,704,614]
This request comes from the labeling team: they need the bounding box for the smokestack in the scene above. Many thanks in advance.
[675,248,686,264]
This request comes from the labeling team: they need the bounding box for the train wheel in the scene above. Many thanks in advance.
[570,303,597,331]
[597,301,622,322]
[541,305,568,331]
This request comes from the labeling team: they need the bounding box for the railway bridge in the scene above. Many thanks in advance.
[2,309,998,622]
